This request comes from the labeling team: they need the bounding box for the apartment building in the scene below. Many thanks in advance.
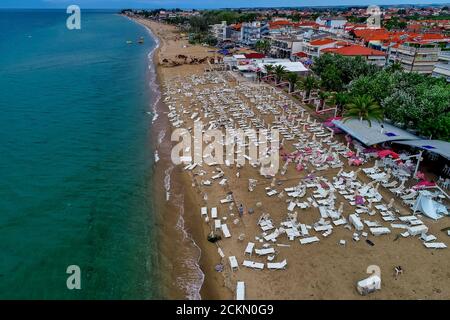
[240,22,270,46]
[388,42,440,74]
[270,36,303,59]
[302,38,339,58]
[432,50,450,82]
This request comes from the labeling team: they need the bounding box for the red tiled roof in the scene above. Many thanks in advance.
[244,53,266,59]
[293,51,308,57]
[309,38,336,46]
[328,45,386,56]
[420,33,446,40]
[293,21,319,28]
[269,20,293,28]
[321,48,339,53]
[231,23,242,31]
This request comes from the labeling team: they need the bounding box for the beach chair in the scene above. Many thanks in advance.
[214,219,221,231]
[253,262,264,270]
[382,180,398,188]
[389,184,405,195]
[401,191,417,201]
[221,224,231,238]
[242,260,253,268]
[211,207,218,219]
[236,282,245,300]
[201,207,208,217]
[267,259,287,270]
[244,242,255,256]
[255,248,275,256]
[217,247,225,259]
[299,236,320,245]
[229,256,239,271]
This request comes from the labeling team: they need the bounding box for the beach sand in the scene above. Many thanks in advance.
[134,17,450,300]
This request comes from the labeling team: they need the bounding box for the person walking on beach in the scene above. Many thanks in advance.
[238,204,244,217]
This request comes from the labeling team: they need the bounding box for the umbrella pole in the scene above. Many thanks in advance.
[413,151,423,179]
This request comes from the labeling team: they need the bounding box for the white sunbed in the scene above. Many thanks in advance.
[300,224,309,236]
[285,228,301,240]
[255,248,275,256]
[299,236,320,245]
[201,207,208,217]
[236,281,245,300]
[264,230,279,242]
[363,167,378,175]
[369,172,386,180]
[221,224,231,238]
[287,202,296,211]
[214,219,221,230]
[333,218,347,226]
[314,225,332,232]
[211,207,218,219]
[229,256,239,271]
[245,242,255,256]
[260,223,274,232]
[408,224,428,236]
[382,215,396,222]
[242,260,264,270]
[349,214,364,231]
[217,247,225,258]
[370,227,391,236]
[267,259,287,270]
[423,242,447,249]
[421,234,437,242]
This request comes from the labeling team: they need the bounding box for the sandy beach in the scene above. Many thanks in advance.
[133,17,450,300]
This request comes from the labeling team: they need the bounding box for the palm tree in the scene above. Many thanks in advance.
[318,91,331,109]
[327,91,349,115]
[274,65,286,84]
[299,75,319,100]
[285,72,299,93]
[264,64,274,81]
[343,94,383,127]
[255,39,271,55]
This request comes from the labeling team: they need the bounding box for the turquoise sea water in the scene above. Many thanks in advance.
[0,10,161,299]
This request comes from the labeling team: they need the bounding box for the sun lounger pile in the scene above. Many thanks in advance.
[165,72,446,258]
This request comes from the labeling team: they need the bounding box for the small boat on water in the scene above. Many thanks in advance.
[138,37,144,44]
[126,40,133,44]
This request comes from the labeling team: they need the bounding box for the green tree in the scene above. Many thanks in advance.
[274,65,287,84]
[255,39,271,55]
[343,94,384,126]
[318,91,331,108]
[264,64,274,80]
[285,72,299,93]
[299,75,320,99]
[386,62,403,73]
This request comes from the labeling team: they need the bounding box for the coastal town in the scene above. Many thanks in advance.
[125,5,449,300]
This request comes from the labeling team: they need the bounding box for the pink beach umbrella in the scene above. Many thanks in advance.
[415,171,425,180]
[355,195,365,205]
[413,180,436,190]
[377,149,400,159]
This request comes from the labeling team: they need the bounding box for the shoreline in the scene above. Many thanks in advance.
[131,16,449,300]
[132,16,231,300]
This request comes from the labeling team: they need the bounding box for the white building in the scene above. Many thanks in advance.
[315,16,347,33]
[432,50,450,82]
[240,22,270,46]
[388,42,440,74]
